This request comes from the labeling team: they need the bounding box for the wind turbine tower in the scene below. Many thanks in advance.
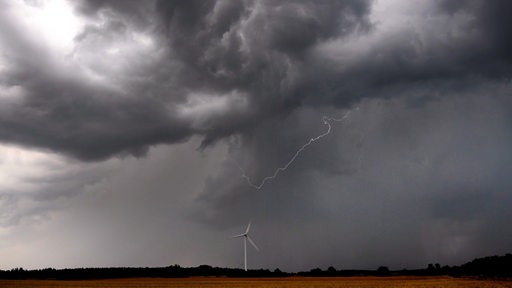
[232,222,259,271]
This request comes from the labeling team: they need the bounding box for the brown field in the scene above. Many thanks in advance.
[1,276,512,288]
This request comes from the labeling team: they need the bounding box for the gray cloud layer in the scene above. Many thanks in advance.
[1,0,374,159]
[1,0,512,271]
[1,0,511,159]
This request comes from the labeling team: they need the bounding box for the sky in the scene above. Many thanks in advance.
[0,0,512,272]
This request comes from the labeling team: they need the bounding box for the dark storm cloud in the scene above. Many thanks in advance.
[0,0,374,160]
[0,78,192,160]
[1,0,512,160]
[152,0,374,145]
[0,0,191,160]
[438,0,512,64]
[298,0,512,109]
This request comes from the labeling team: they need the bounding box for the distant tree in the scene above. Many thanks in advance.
[459,253,512,277]
[327,266,337,276]
[309,267,323,276]
[376,266,390,276]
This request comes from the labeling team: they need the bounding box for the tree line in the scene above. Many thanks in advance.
[1,253,511,280]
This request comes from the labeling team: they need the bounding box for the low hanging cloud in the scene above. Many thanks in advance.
[1,0,511,161]
[0,0,375,160]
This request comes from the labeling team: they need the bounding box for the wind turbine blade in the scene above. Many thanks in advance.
[247,236,259,251]
[231,233,245,238]
[245,221,251,234]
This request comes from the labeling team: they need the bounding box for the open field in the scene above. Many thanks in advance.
[1,276,512,288]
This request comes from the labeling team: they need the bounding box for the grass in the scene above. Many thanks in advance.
[1,276,512,288]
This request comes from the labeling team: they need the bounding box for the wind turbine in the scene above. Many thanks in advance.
[232,222,259,271]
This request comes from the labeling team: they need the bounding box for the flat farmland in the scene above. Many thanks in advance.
[1,276,512,288]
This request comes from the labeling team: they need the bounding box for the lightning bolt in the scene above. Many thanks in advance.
[234,109,356,190]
